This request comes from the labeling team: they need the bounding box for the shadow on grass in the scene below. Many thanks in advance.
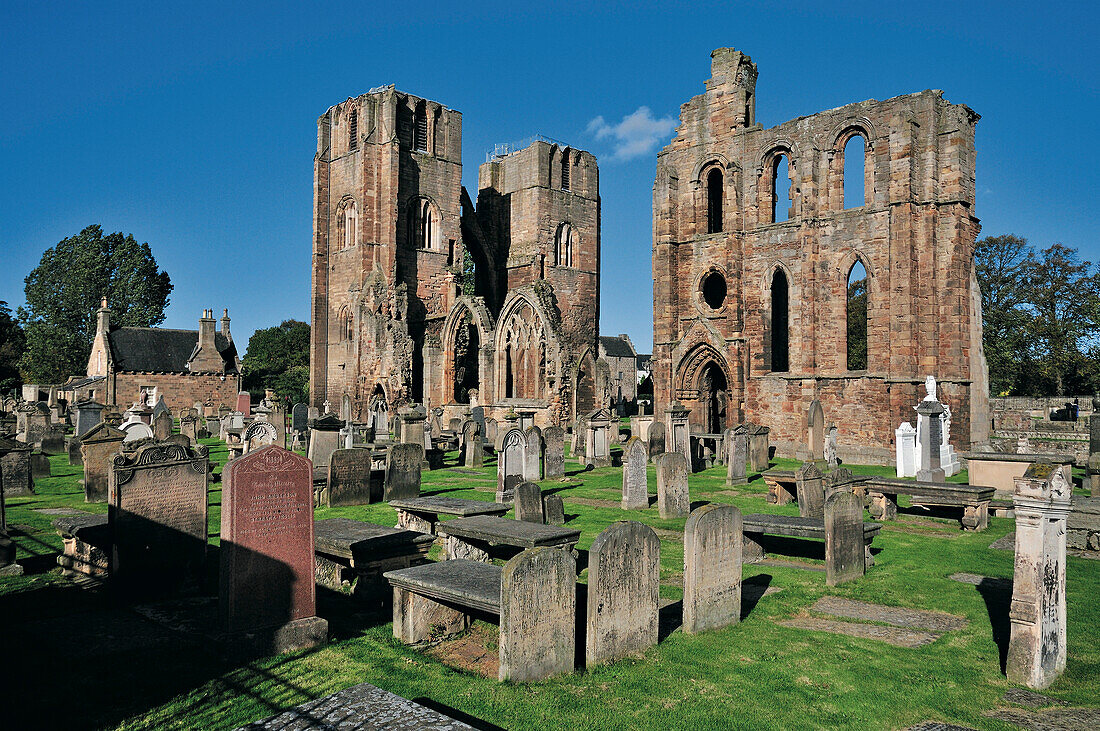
[413,698,506,731]
[973,576,1013,674]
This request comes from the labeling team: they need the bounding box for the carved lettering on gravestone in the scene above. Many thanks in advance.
[109,443,209,593]
[543,426,566,480]
[497,428,526,503]
[824,490,864,586]
[220,445,318,634]
[796,462,825,520]
[622,437,649,510]
[683,504,742,634]
[726,433,748,486]
[543,493,566,525]
[656,452,690,519]
[514,482,545,523]
[384,442,422,501]
[499,547,576,682]
[327,448,375,506]
[586,521,660,666]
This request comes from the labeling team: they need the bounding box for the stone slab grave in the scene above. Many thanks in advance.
[232,681,478,730]
[385,547,576,683]
[326,448,377,507]
[54,512,110,577]
[586,521,659,666]
[436,514,580,562]
[384,442,423,501]
[741,513,882,575]
[656,452,689,518]
[683,504,742,634]
[389,495,509,534]
[108,442,209,595]
[621,436,649,510]
[513,481,545,523]
[313,517,434,602]
[776,596,967,648]
[220,445,328,654]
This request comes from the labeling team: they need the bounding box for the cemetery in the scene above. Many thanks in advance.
[1,9,1098,729]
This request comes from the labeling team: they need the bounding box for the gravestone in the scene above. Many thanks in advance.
[121,421,154,443]
[236,392,251,417]
[80,423,125,502]
[825,425,839,468]
[74,401,105,439]
[384,442,422,501]
[665,402,691,468]
[68,436,84,466]
[292,403,309,437]
[805,399,825,462]
[647,420,666,462]
[463,430,483,468]
[151,396,170,423]
[683,504,743,634]
[895,422,917,477]
[307,414,344,472]
[30,453,51,480]
[584,410,612,468]
[109,442,209,594]
[1007,463,1072,689]
[514,482,545,523]
[471,406,486,436]
[326,449,375,506]
[745,423,771,472]
[180,415,198,443]
[824,489,865,586]
[40,426,66,455]
[244,420,278,452]
[220,445,328,653]
[1,441,34,497]
[524,426,543,480]
[542,426,565,479]
[496,428,526,503]
[586,521,660,666]
[621,437,649,510]
[153,410,173,442]
[571,418,586,461]
[448,417,463,434]
[726,432,748,486]
[543,494,565,526]
[796,462,825,519]
[484,418,498,446]
[428,408,443,439]
[499,547,576,682]
[399,405,427,448]
[824,466,856,501]
[656,452,690,519]
[915,397,946,483]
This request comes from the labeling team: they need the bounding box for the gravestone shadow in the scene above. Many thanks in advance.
[740,573,773,620]
[973,576,1013,673]
[412,699,505,731]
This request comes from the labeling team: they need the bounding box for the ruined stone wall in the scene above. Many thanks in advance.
[653,48,987,462]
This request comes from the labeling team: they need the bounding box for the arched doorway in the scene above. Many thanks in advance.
[699,361,728,434]
[574,351,596,420]
[452,317,480,403]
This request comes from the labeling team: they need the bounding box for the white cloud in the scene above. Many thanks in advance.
[585,106,676,161]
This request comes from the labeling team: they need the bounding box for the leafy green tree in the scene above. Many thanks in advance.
[974,234,1033,395]
[0,301,26,392]
[242,320,310,404]
[18,225,173,383]
[846,275,867,371]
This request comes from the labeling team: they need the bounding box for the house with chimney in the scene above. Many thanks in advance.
[86,299,242,413]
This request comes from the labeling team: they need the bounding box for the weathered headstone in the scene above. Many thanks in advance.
[384,442,422,501]
[0,440,34,497]
[805,399,825,462]
[543,426,565,479]
[824,489,865,586]
[68,436,84,466]
[656,452,690,519]
[895,422,917,477]
[621,437,649,510]
[399,405,427,448]
[726,432,748,486]
[236,392,251,417]
[152,410,172,442]
[796,462,825,519]
[683,504,742,634]
[151,396,170,423]
[825,424,839,468]
[244,420,278,452]
[916,380,946,482]
[30,453,51,480]
[496,428,525,503]
[121,421,154,443]
[499,547,576,682]
[326,448,375,506]
[74,401,105,439]
[745,422,771,472]
[665,402,691,468]
[109,442,209,594]
[584,410,612,468]
[586,521,660,666]
[80,423,125,502]
[471,406,486,436]
[40,426,66,455]
[220,445,328,653]
[307,414,344,472]
[543,493,565,525]
[180,415,199,443]
[524,426,543,480]
[484,417,498,446]
[463,431,483,468]
[514,482,545,523]
[1007,463,1072,689]
[647,420,666,462]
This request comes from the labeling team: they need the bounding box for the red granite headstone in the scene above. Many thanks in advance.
[220,445,315,633]
[236,392,252,417]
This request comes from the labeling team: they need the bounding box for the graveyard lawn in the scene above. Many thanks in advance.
[1,442,1098,730]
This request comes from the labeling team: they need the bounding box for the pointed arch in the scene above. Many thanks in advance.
[442,297,495,405]
[768,266,790,372]
[674,343,736,433]
[555,222,575,267]
[494,289,555,402]
[407,196,441,250]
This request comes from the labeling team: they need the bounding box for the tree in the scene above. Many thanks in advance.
[18,225,173,383]
[974,234,1033,395]
[242,320,310,404]
[0,301,26,392]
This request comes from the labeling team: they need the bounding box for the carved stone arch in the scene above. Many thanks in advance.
[673,340,737,433]
[495,288,556,403]
[573,345,598,421]
[759,259,795,296]
[827,116,878,148]
[404,194,442,250]
[759,141,800,224]
[827,119,877,210]
[836,248,876,282]
[837,249,873,371]
[759,139,800,171]
[691,153,732,184]
[442,297,495,404]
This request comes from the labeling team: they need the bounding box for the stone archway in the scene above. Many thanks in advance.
[674,343,737,432]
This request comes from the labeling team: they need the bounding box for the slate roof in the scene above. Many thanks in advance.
[107,327,238,374]
[599,336,636,358]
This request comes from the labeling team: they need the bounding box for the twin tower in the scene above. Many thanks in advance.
[310,86,602,428]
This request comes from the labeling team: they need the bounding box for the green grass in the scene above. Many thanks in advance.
[2,439,1098,730]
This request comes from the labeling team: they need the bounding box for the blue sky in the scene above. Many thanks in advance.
[2,1,1097,355]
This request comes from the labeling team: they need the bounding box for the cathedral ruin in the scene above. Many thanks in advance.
[310,86,603,427]
[651,48,990,462]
